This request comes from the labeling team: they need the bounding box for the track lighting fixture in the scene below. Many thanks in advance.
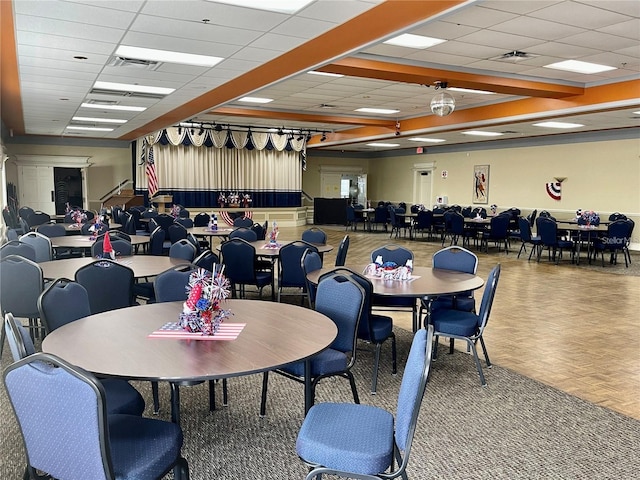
[320,132,327,142]
[214,123,223,132]
[198,126,205,135]
[177,127,182,135]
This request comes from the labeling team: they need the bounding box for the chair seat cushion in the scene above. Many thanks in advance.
[431,309,479,337]
[108,414,183,480]
[101,379,145,416]
[282,348,346,377]
[430,295,475,314]
[255,271,273,288]
[359,314,393,342]
[296,402,394,475]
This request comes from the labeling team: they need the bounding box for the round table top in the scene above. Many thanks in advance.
[247,240,333,257]
[558,218,611,226]
[61,222,122,233]
[50,234,150,249]
[42,300,338,382]
[557,222,609,232]
[307,265,484,298]
[186,226,236,238]
[40,255,186,280]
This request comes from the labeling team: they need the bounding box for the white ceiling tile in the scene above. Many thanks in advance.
[480,0,559,15]
[17,45,110,65]
[410,21,479,40]
[120,32,242,58]
[597,19,640,40]
[60,0,146,13]
[455,29,545,50]
[577,0,640,17]
[19,65,97,81]
[529,1,633,29]
[271,16,336,39]
[298,0,379,23]
[557,31,638,51]
[249,33,306,52]
[403,51,481,67]
[15,14,125,43]
[16,31,116,55]
[15,0,136,29]
[215,58,262,72]
[19,56,103,73]
[438,5,518,28]
[489,16,585,41]
[229,46,283,63]
[428,40,505,59]
[527,41,602,59]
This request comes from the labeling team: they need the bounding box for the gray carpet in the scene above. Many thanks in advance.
[1,327,639,479]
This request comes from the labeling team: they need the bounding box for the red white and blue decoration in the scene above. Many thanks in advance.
[179,267,232,336]
[545,182,562,201]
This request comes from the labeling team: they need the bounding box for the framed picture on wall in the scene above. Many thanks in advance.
[473,165,489,204]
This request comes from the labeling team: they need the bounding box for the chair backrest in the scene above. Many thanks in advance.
[449,211,465,235]
[251,222,266,240]
[0,240,37,262]
[38,278,92,334]
[220,238,258,284]
[75,260,135,314]
[394,325,434,463]
[193,249,220,273]
[334,235,350,266]
[536,216,559,246]
[279,241,318,288]
[324,268,374,340]
[527,209,538,226]
[489,213,510,237]
[168,223,188,244]
[605,220,632,250]
[0,255,44,318]
[4,313,36,361]
[301,227,327,245]
[374,206,388,223]
[18,206,35,221]
[474,265,501,335]
[154,265,198,303]
[233,217,253,228]
[345,205,356,222]
[609,212,627,222]
[91,237,132,258]
[415,209,433,228]
[175,217,193,228]
[301,249,323,306]
[314,271,365,356]
[229,227,258,242]
[141,208,158,219]
[370,244,413,266]
[35,223,66,238]
[178,208,190,219]
[121,212,137,235]
[148,226,166,255]
[432,246,478,274]
[169,239,197,262]
[3,352,115,480]
[155,214,175,231]
[26,211,51,228]
[7,228,19,240]
[518,217,533,242]
[193,212,210,227]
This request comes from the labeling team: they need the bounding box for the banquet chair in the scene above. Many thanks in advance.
[6,228,19,240]
[168,223,188,244]
[34,282,147,416]
[154,264,228,416]
[301,249,323,308]
[148,226,167,255]
[413,209,433,239]
[3,352,189,480]
[18,206,35,223]
[169,239,197,262]
[260,271,365,416]
[26,211,51,229]
[302,227,327,245]
[75,260,136,314]
[194,249,220,273]
[121,211,137,236]
[175,217,194,228]
[388,207,411,239]
[371,205,388,231]
[429,264,501,386]
[536,217,574,264]
[448,211,477,248]
[334,234,350,266]
[90,237,133,258]
[221,238,274,300]
[480,213,510,253]
[332,268,396,395]
[370,245,419,332]
[251,222,266,240]
[0,240,37,262]
[345,205,364,231]
[233,216,253,228]
[229,227,258,242]
[193,212,210,227]
[155,213,175,232]
[0,255,44,357]
[278,240,319,303]
[296,326,433,480]
[18,232,53,263]
[608,212,627,222]
[592,219,633,267]
[33,223,64,239]
[517,216,542,261]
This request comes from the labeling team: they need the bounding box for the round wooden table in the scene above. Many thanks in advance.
[39,255,186,280]
[246,240,334,257]
[50,234,149,250]
[186,226,236,243]
[62,222,122,233]
[42,300,337,422]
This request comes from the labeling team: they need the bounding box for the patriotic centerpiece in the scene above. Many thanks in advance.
[580,210,600,226]
[242,193,252,208]
[71,209,87,224]
[269,221,279,245]
[363,256,413,281]
[170,204,181,218]
[179,267,232,335]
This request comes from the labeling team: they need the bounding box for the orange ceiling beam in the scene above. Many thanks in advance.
[318,57,584,98]
[1,0,25,136]
[210,107,395,128]
[122,0,468,140]
[312,79,640,145]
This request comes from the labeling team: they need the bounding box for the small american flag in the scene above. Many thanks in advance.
[148,322,246,340]
[144,140,159,198]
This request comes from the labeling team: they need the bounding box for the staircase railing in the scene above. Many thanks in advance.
[100,179,133,201]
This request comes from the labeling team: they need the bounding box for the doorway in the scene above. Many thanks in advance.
[54,167,83,214]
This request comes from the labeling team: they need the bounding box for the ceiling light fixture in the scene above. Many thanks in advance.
[115,45,223,68]
[543,60,616,74]
[81,103,146,112]
[447,87,495,95]
[72,116,127,124]
[461,131,504,137]
[408,137,446,143]
[366,142,400,147]
[93,81,175,95]
[66,126,114,132]
[532,121,585,129]
[205,0,314,14]
[238,96,273,104]
[383,33,446,49]
[307,70,344,78]
[430,82,455,117]
[355,107,400,115]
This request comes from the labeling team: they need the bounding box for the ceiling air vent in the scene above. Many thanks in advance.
[489,50,538,62]
[89,88,167,100]
[318,104,338,109]
[109,56,162,71]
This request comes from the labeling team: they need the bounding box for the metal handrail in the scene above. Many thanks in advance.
[100,179,133,201]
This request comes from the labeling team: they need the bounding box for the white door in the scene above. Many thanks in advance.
[419,171,433,206]
[19,165,55,214]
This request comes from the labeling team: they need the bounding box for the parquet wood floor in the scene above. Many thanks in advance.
[281,224,640,420]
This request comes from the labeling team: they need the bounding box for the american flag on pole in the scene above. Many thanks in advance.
[143,139,159,198]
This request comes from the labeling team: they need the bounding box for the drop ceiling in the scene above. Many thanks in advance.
[2,0,639,152]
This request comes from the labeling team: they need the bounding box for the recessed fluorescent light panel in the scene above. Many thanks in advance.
[94,81,175,95]
[532,121,584,129]
[355,108,400,115]
[632,111,640,115]
[206,0,314,14]
[461,131,504,137]
[81,103,146,112]
[383,33,446,49]
[408,137,446,143]
[238,97,273,104]
[72,116,127,124]
[543,60,616,74]
[447,87,495,95]
[367,143,400,147]
[307,71,344,78]
[116,46,223,68]
[66,126,114,132]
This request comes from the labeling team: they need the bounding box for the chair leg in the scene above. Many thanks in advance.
[478,335,492,368]
[466,338,487,387]
[260,371,269,417]
[152,381,160,414]
[346,371,360,404]
[222,378,228,406]
[208,380,217,411]
[371,343,381,394]
[390,332,397,375]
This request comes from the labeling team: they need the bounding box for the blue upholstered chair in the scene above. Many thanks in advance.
[251,222,266,240]
[260,271,365,416]
[229,227,258,242]
[193,249,220,273]
[75,260,135,314]
[296,326,434,480]
[517,216,542,261]
[221,238,274,300]
[26,210,51,228]
[90,236,133,258]
[302,227,327,245]
[168,223,188,244]
[387,207,411,239]
[536,217,574,264]
[0,240,36,262]
[429,264,501,386]
[592,219,633,267]
[18,232,53,263]
[193,212,210,227]
[233,216,253,228]
[175,217,193,228]
[148,226,166,255]
[169,238,197,262]
[277,240,318,303]
[3,352,189,480]
[371,205,388,231]
[370,245,419,331]
[346,205,364,231]
[334,234,350,267]
[481,213,511,253]
[413,209,433,239]
[301,249,323,308]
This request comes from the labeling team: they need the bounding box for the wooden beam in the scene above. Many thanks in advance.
[1,0,25,136]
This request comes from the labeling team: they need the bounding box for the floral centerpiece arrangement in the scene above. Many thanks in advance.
[71,209,87,224]
[363,257,413,281]
[228,192,240,207]
[580,210,600,226]
[179,267,232,335]
[490,204,498,215]
[170,204,181,219]
[268,221,279,245]
[242,193,252,208]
